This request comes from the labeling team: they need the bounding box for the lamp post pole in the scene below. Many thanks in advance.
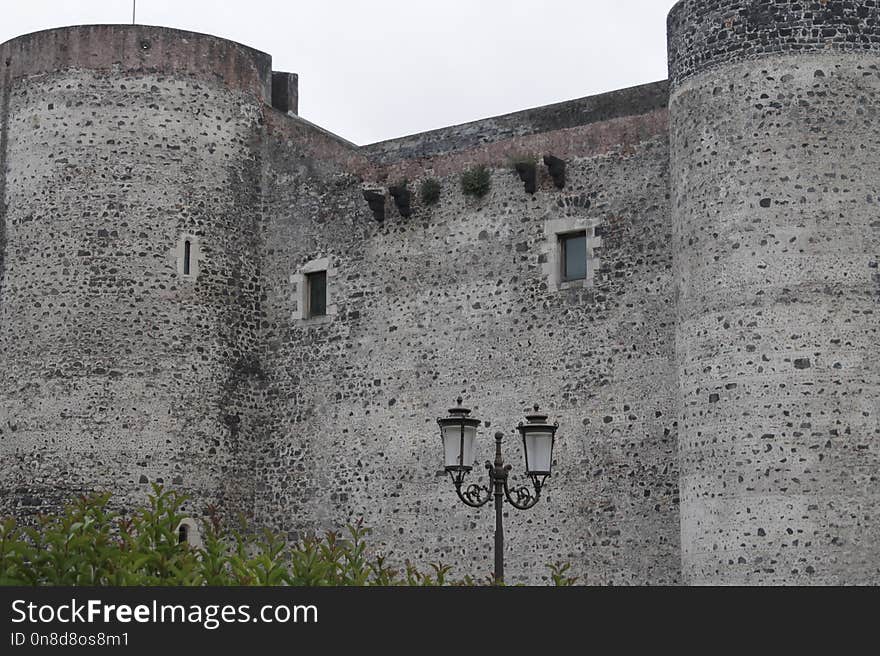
[490,432,506,582]
[438,399,558,585]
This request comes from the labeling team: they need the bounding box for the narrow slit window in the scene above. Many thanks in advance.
[560,232,587,282]
[178,524,188,545]
[183,240,192,276]
[306,271,327,318]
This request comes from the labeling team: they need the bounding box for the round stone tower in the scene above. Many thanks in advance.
[669,1,880,584]
[0,26,269,518]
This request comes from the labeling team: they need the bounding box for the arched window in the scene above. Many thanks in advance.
[176,519,202,548]
[177,234,200,279]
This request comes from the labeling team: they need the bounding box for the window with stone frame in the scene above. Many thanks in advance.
[177,234,200,279]
[294,257,337,323]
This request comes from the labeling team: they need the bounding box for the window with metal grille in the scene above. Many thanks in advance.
[306,271,327,318]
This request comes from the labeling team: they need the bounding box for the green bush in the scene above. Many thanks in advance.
[508,155,537,169]
[419,178,442,206]
[460,165,491,198]
[0,486,576,586]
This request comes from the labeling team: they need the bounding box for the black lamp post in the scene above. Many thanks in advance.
[438,398,559,584]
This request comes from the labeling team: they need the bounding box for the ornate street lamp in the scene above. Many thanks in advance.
[437,398,559,584]
[437,398,481,478]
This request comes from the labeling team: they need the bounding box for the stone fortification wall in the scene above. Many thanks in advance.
[257,84,681,584]
[668,0,880,584]
[0,26,269,519]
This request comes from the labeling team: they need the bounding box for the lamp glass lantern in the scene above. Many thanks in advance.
[517,405,558,477]
[438,398,481,473]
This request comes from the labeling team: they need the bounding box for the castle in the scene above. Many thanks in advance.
[0,0,878,585]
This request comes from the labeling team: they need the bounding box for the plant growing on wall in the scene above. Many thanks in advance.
[509,155,537,168]
[510,155,538,194]
[419,178,442,206]
[460,165,491,198]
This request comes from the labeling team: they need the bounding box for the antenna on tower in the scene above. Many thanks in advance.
[132,0,137,25]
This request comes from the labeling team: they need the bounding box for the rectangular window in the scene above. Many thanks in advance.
[183,240,192,276]
[306,271,327,318]
[560,232,587,282]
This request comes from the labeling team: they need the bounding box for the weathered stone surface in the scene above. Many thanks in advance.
[670,2,880,585]
[0,26,267,524]
[258,115,678,585]
[0,3,878,585]
[669,0,880,85]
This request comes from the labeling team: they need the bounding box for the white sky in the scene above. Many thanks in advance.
[0,0,680,145]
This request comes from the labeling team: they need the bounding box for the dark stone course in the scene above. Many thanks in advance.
[669,0,880,86]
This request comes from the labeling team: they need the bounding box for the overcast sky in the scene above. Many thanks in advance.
[0,0,680,145]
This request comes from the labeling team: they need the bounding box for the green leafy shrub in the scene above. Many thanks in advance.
[419,178,442,206]
[508,155,537,168]
[0,487,575,586]
[460,165,491,198]
[547,562,579,586]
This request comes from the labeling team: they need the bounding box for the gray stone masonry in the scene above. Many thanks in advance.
[669,0,880,584]
[0,2,878,584]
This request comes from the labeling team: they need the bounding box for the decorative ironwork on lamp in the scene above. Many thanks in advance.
[437,399,559,584]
